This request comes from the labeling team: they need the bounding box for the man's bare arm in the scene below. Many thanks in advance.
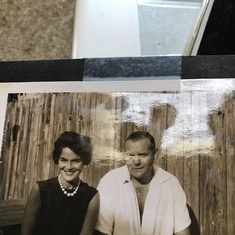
[94,230,108,235]
[175,226,191,235]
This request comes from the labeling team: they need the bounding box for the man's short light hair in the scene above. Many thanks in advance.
[125,131,156,154]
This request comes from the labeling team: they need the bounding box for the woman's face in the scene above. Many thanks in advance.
[58,147,85,184]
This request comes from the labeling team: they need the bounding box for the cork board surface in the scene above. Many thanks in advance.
[0,0,76,61]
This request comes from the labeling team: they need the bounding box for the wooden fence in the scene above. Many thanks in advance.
[0,91,234,235]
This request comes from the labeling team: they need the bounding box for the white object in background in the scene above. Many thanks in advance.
[72,0,215,58]
[72,0,141,59]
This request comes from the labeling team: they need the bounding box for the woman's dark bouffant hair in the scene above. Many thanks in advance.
[52,131,92,165]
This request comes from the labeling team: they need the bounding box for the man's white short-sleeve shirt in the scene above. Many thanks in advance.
[96,165,191,235]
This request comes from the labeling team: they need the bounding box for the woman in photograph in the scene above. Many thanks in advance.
[21,131,99,235]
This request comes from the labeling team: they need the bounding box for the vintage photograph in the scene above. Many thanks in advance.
[0,79,235,234]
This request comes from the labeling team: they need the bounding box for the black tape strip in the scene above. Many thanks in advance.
[182,55,235,79]
[0,59,84,82]
[0,56,235,82]
[83,56,181,79]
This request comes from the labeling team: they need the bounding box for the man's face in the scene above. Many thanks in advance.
[125,138,154,184]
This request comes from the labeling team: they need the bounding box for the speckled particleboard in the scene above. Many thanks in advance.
[0,0,76,61]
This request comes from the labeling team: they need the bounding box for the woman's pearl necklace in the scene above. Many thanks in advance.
[58,174,81,197]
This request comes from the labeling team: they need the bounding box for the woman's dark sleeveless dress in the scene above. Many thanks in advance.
[35,177,97,235]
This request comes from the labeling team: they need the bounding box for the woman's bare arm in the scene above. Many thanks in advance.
[21,183,41,235]
[80,192,100,235]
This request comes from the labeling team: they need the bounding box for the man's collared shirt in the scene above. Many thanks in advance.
[96,165,191,235]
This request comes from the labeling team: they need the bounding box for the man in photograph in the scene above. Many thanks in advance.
[95,131,191,235]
